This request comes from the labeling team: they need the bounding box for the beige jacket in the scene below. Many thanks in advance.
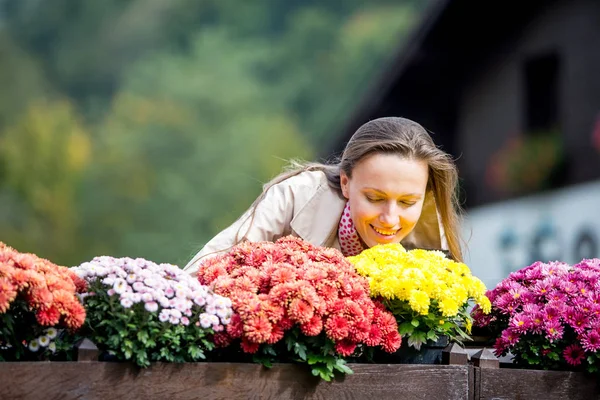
[183,170,447,274]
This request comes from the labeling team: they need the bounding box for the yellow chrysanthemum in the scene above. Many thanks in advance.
[408,289,430,315]
[438,297,460,317]
[346,243,489,322]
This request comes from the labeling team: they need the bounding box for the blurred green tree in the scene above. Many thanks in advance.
[0,0,430,265]
[0,100,91,264]
[81,29,312,265]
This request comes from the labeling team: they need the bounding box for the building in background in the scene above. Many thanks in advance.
[328,0,600,288]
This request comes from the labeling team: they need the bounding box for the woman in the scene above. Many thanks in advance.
[183,116,463,274]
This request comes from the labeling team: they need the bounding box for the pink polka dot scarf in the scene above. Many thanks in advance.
[338,202,365,256]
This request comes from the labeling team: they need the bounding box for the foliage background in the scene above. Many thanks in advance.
[0,0,431,267]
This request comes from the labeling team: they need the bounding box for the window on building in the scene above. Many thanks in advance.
[524,52,560,134]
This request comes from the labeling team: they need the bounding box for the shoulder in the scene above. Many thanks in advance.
[271,170,329,193]
[264,170,338,213]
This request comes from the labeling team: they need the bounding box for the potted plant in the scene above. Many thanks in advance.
[196,236,402,381]
[72,255,233,367]
[0,241,86,361]
[472,258,600,374]
[347,243,491,363]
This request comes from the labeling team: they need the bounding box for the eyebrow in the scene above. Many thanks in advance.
[364,188,423,198]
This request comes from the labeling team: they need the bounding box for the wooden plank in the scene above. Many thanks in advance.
[478,368,600,400]
[0,362,470,400]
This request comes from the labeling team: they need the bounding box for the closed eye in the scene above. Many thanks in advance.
[400,201,417,206]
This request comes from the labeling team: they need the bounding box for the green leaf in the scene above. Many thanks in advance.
[398,322,414,336]
[410,319,420,327]
[311,365,333,382]
[426,330,438,341]
[137,330,149,345]
[294,342,307,361]
[263,345,277,357]
[188,345,205,360]
[334,359,353,375]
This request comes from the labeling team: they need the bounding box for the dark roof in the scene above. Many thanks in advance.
[327,0,559,157]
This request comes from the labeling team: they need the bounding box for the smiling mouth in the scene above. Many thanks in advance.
[371,226,399,236]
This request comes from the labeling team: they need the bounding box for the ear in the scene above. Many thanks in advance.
[340,172,350,199]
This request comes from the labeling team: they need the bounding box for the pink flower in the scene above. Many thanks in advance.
[509,313,531,333]
[566,310,589,334]
[544,320,564,342]
[500,328,520,346]
[36,306,61,326]
[581,330,600,352]
[563,344,585,366]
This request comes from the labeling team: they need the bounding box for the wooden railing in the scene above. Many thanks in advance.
[1,340,598,399]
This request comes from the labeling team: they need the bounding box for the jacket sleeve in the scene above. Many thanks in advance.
[183,180,295,274]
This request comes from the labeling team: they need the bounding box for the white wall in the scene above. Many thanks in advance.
[461,180,600,290]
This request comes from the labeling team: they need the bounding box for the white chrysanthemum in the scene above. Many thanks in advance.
[102,276,116,286]
[48,342,56,353]
[45,328,58,339]
[193,296,206,307]
[131,293,142,303]
[120,298,133,308]
[141,293,153,303]
[28,339,40,352]
[159,296,170,308]
[126,274,137,284]
[144,301,159,313]
[164,287,175,298]
[113,279,128,294]
[38,335,50,347]
[158,310,170,322]
[199,313,212,329]
[205,304,217,315]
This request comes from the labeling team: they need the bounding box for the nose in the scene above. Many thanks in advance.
[379,203,400,227]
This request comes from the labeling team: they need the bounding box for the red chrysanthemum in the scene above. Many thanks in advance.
[381,330,402,353]
[325,315,350,341]
[335,339,357,357]
[364,324,383,347]
[213,332,232,348]
[0,241,87,348]
[196,236,400,362]
[36,305,61,326]
[287,298,314,324]
[226,314,244,338]
[240,338,260,354]
[266,323,286,344]
[244,315,272,343]
[300,315,323,337]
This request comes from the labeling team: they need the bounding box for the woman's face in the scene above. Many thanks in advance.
[340,153,429,248]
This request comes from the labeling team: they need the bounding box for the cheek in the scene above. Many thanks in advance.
[402,205,425,225]
[349,199,377,224]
